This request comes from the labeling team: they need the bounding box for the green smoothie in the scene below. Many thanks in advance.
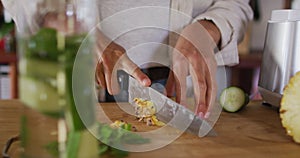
[19,28,98,158]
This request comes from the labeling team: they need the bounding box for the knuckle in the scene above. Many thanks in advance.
[198,83,207,91]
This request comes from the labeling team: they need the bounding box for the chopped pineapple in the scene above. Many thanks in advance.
[133,98,165,126]
[110,120,136,131]
[280,71,300,143]
[133,98,156,118]
[110,120,126,128]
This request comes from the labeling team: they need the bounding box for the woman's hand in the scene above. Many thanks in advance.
[95,30,151,95]
[166,20,220,118]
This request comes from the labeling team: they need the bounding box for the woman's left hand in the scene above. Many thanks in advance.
[166,20,220,118]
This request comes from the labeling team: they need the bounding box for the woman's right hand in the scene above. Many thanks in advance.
[95,29,151,95]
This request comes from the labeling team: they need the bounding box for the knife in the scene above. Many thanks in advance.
[128,76,216,137]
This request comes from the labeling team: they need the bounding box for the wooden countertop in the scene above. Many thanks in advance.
[0,100,299,158]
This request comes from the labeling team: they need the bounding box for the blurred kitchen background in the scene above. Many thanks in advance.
[0,0,296,100]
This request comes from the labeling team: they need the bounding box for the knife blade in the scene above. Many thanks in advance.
[128,76,216,137]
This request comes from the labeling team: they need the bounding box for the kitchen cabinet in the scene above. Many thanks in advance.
[285,0,292,8]
[0,2,17,99]
[0,51,18,98]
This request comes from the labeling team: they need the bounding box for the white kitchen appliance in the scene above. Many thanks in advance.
[259,9,300,106]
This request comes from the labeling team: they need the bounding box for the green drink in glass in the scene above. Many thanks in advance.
[15,0,99,157]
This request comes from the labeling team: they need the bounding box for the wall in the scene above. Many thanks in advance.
[250,0,285,50]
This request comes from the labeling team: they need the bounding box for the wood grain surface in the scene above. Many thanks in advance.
[0,100,299,158]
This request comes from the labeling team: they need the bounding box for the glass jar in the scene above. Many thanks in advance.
[16,0,99,157]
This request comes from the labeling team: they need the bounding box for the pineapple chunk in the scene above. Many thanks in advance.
[280,71,300,143]
[133,98,165,127]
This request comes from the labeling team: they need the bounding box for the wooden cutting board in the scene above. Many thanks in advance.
[97,101,300,158]
[0,100,299,158]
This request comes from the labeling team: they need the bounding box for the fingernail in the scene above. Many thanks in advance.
[198,112,204,119]
[142,78,150,86]
[204,112,210,119]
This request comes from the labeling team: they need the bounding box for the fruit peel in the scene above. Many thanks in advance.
[280,71,300,143]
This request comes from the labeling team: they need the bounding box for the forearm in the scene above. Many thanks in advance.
[194,0,253,48]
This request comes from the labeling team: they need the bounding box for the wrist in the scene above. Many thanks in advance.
[198,20,221,47]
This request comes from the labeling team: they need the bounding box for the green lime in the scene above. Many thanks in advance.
[19,59,59,78]
[19,76,62,116]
